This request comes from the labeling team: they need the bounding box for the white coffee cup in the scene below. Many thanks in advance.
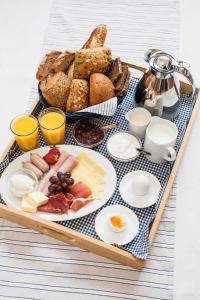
[125,107,151,139]
[144,116,178,164]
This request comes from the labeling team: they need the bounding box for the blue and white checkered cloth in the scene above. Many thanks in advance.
[0,77,195,259]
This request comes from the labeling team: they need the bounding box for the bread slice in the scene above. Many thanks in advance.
[36,51,62,81]
[90,73,115,105]
[40,72,71,110]
[82,24,107,49]
[67,79,89,112]
[108,57,123,84]
[115,66,131,97]
[73,47,112,79]
[52,51,75,73]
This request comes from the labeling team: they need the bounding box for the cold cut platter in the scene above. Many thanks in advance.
[0,145,117,221]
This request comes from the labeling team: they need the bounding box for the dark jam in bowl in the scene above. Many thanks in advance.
[73,119,105,147]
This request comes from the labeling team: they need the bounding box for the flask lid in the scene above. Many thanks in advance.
[152,53,173,72]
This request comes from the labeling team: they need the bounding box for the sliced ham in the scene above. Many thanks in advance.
[70,197,93,212]
[38,193,69,214]
[57,155,78,173]
[70,182,92,198]
[38,151,69,192]
[51,151,70,171]
[37,201,61,214]
[64,193,75,206]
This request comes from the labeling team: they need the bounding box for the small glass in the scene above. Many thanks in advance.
[38,107,66,145]
[8,168,38,198]
[10,114,39,152]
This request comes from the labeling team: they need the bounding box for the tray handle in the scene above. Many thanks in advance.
[35,225,76,244]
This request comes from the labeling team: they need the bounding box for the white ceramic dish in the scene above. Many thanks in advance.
[95,205,139,245]
[106,131,141,162]
[0,145,117,221]
[119,170,161,208]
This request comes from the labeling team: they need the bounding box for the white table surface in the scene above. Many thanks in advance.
[0,0,200,299]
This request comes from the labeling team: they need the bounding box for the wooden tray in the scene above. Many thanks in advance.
[0,63,199,269]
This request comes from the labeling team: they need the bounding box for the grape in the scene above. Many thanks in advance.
[65,178,74,186]
[61,183,70,192]
[49,176,59,184]
[56,185,63,193]
[57,172,64,180]
[48,184,54,193]
[49,184,59,193]
[64,172,71,178]
[59,175,66,183]
[61,182,68,189]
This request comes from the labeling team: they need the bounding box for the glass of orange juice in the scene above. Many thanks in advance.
[10,114,39,152]
[38,107,66,145]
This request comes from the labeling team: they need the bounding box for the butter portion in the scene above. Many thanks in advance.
[26,191,48,208]
[21,197,37,213]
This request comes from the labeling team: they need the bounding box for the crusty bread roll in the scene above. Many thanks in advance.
[40,72,71,111]
[90,73,115,106]
[82,24,107,49]
[36,51,62,81]
[66,79,89,112]
[52,51,75,73]
[73,47,112,79]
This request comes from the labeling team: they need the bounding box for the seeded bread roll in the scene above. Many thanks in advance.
[40,72,71,111]
[90,73,115,105]
[66,79,89,112]
[73,47,112,79]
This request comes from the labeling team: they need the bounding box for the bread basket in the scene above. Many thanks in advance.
[38,83,126,122]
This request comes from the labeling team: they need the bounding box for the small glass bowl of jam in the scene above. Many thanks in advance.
[72,118,106,148]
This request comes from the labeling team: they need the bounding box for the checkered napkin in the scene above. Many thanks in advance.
[0,77,196,259]
[78,97,118,116]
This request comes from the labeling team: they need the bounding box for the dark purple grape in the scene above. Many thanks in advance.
[65,178,74,186]
[61,183,70,192]
[61,182,68,189]
[59,175,66,183]
[48,184,54,193]
[49,176,59,184]
[49,184,60,193]
[57,172,64,180]
[56,185,63,193]
[64,172,71,178]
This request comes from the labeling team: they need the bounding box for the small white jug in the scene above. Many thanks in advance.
[125,107,151,139]
[144,116,178,163]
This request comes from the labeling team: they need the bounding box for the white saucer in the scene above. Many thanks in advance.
[119,170,161,208]
[95,205,139,245]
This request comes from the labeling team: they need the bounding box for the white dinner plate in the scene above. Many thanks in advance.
[0,145,117,221]
[119,170,161,208]
[95,205,139,245]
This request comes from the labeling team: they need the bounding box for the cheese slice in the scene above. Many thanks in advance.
[21,197,37,213]
[72,151,107,200]
[72,164,104,187]
[76,152,106,175]
[26,191,48,208]
[75,159,105,184]
[72,165,103,193]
